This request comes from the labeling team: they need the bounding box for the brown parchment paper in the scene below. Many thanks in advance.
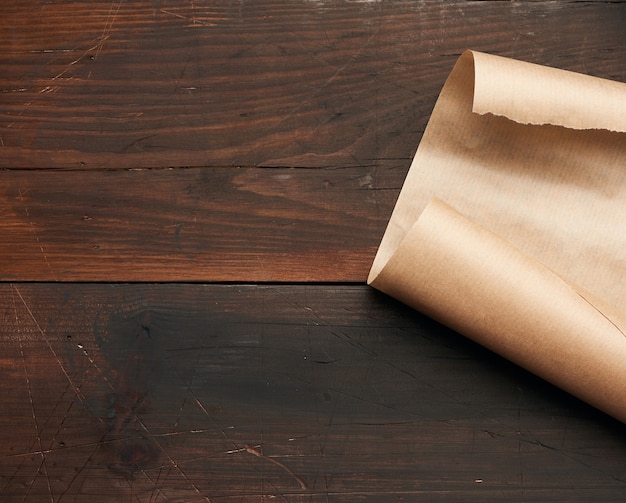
[368,50,626,423]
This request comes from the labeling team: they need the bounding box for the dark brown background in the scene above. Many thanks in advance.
[1,1,625,501]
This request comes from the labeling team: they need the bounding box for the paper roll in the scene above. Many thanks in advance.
[369,51,626,422]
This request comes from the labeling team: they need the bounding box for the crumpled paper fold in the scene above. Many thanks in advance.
[368,50,626,422]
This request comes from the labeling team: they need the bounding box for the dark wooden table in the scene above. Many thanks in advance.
[1,1,625,501]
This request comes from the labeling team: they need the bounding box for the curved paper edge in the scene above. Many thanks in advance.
[369,199,626,423]
[368,48,626,297]
[470,50,626,132]
[368,50,477,283]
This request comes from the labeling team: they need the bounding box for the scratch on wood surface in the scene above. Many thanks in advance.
[193,397,239,449]
[8,6,119,121]
[55,439,106,503]
[4,39,105,131]
[147,464,169,503]
[135,417,213,503]
[244,444,309,490]
[77,342,114,391]
[55,39,108,79]
[18,192,58,281]
[189,393,312,494]
[190,0,197,26]
[159,0,220,27]
[169,343,241,453]
[97,333,213,499]
[13,286,79,399]
[94,0,123,60]
[12,291,54,502]
[9,285,118,503]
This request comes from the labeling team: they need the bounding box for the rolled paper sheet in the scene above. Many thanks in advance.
[369,50,626,422]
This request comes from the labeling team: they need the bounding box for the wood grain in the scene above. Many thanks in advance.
[1,2,625,501]
[1,284,624,502]
[0,166,403,281]
[1,1,624,170]
[1,1,624,281]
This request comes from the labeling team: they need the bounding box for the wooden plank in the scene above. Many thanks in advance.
[1,1,624,169]
[1,283,624,502]
[0,166,403,281]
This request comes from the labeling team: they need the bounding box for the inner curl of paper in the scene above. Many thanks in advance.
[368,50,626,423]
